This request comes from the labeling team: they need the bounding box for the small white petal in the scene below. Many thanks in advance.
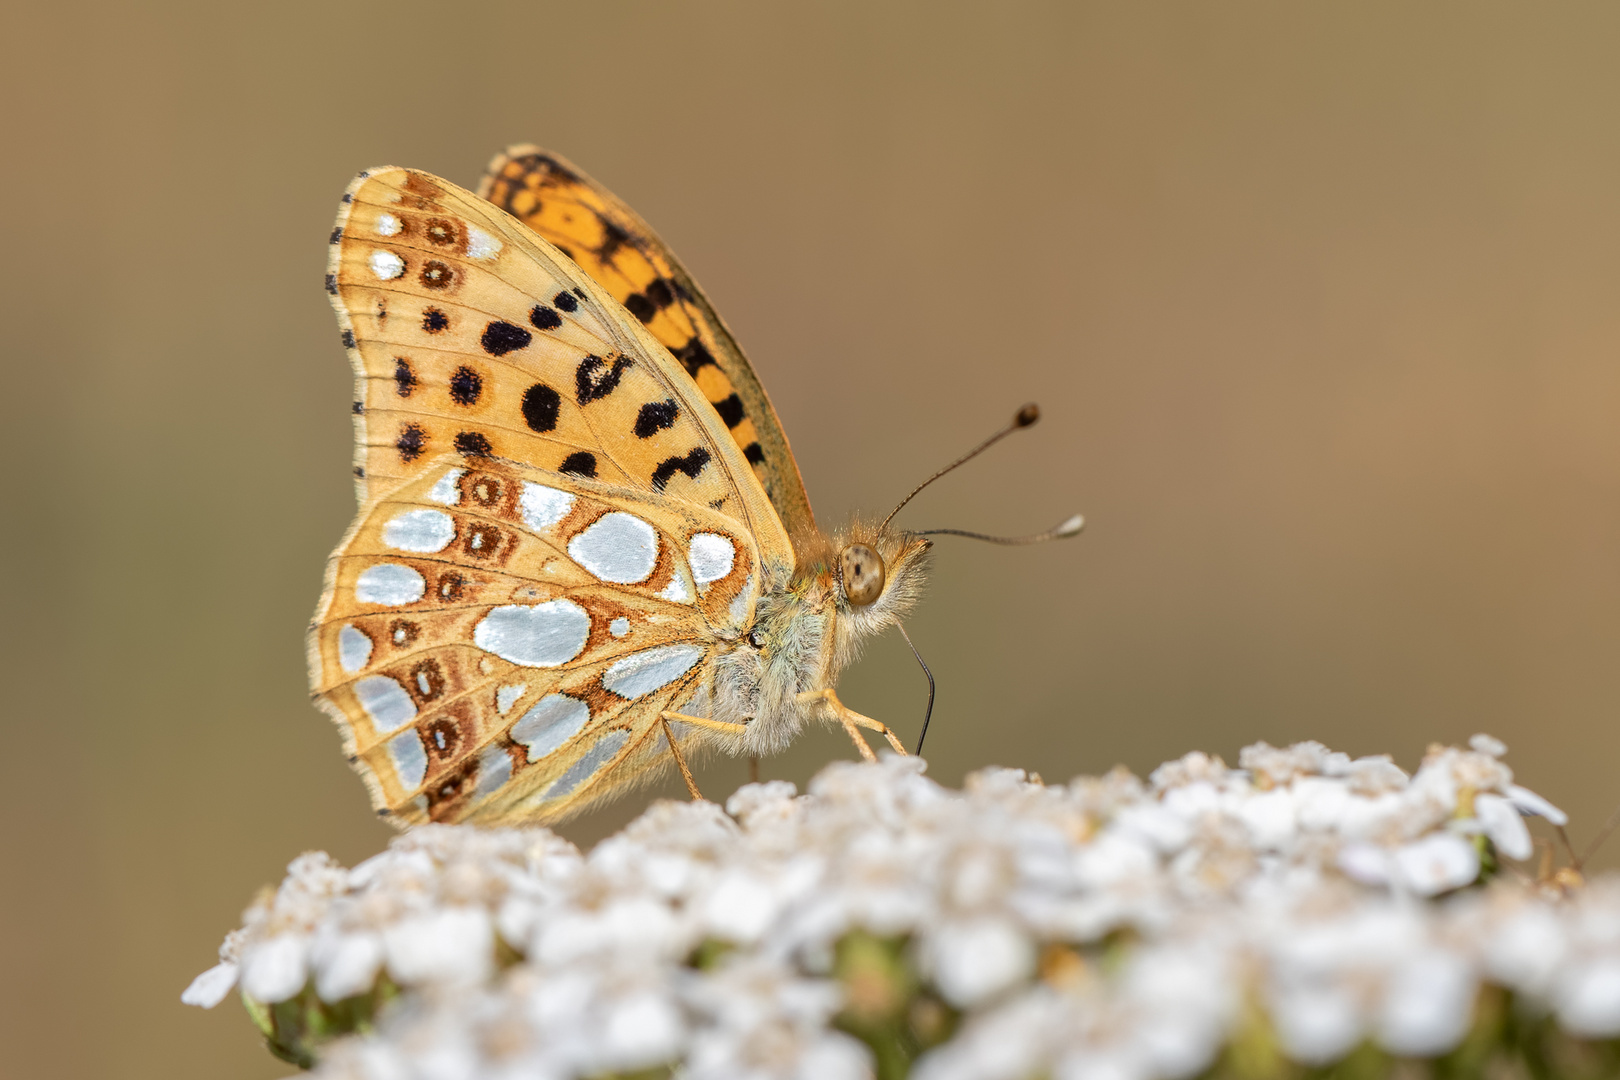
[1485,906,1566,995]
[601,991,684,1071]
[313,932,384,1002]
[383,907,493,986]
[1271,985,1363,1065]
[702,871,781,944]
[1557,959,1620,1038]
[240,934,310,1003]
[1469,733,1507,757]
[1475,793,1533,860]
[180,960,239,1008]
[1507,783,1568,826]
[1377,949,1477,1056]
[928,918,1034,1007]
[1237,788,1297,850]
[1337,841,1393,886]
[1392,833,1479,897]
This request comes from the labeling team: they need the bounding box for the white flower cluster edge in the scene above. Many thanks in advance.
[185,737,1620,1080]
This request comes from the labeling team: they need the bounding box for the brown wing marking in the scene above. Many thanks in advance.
[310,458,760,825]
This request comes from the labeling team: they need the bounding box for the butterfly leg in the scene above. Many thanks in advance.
[659,711,749,736]
[794,689,909,759]
[659,717,704,802]
[659,711,752,802]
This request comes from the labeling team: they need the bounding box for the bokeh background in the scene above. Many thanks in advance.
[4,3,1618,1076]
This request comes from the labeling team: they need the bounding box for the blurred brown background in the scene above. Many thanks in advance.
[4,2,1618,1076]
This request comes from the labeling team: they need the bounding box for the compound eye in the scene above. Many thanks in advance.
[839,543,885,606]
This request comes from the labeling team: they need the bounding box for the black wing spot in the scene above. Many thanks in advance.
[352,400,364,415]
[645,279,674,308]
[714,393,745,428]
[559,451,597,478]
[397,423,427,462]
[575,355,632,404]
[340,329,356,349]
[553,290,579,313]
[394,358,418,397]
[449,366,483,406]
[573,287,586,299]
[341,191,354,204]
[634,399,679,438]
[744,442,765,465]
[481,320,533,356]
[651,447,712,491]
[329,226,343,244]
[521,383,561,433]
[325,273,338,295]
[624,292,656,323]
[529,304,562,331]
[422,308,450,333]
[454,431,493,457]
[354,466,365,478]
[599,221,630,258]
[671,338,716,377]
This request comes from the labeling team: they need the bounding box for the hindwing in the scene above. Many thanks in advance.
[311,459,759,824]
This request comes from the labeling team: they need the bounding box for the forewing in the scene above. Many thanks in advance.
[479,146,817,541]
[329,166,788,568]
[311,458,759,825]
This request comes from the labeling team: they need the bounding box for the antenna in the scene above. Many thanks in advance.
[879,404,1042,533]
[919,513,1084,545]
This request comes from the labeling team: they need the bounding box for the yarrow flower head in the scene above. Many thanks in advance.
[185,737,1619,1079]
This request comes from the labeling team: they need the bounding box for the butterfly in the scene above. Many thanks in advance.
[310,146,1078,826]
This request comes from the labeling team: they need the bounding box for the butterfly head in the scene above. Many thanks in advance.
[830,524,932,646]
[837,526,930,608]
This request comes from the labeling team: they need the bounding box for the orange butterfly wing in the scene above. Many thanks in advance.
[311,167,790,824]
[480,145,817,544]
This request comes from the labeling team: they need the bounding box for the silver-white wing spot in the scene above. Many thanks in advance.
[602,645,705,700]
[375,212,401,236]
[474,601,590,667]
[510,693,590,759]
[568,512,659,584]
[475,745,513,796]
[369,250,405,280]
[356,564,425,606]
[355,675,416,733]
[383,509,456,553]
[338,624,373,673]
[609,617,630,638]
[520,482,574,530]
[426,469,465,505]
[688,533,736,586]
[388,729,426,788]
[657,564,693,604]
[729,575,754,628]
[495,683,527,715]
[465,226,502,260]
[545,729,629,798]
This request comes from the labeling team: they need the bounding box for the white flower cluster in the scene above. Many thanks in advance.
[185,737,1620,1079]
